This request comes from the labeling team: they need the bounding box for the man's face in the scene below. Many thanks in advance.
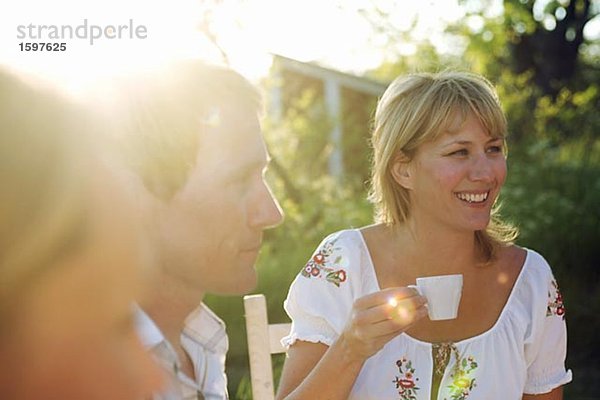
[157,103,283,295]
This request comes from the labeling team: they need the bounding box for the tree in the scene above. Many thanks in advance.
[504,0,597,95]
[458,0,599,96]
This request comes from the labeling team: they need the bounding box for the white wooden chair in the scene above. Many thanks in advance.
[243,294,291,400]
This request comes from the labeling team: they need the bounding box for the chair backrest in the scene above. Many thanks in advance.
[243,294,291,400]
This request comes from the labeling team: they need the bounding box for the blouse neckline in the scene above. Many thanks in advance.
[352,228,531,347]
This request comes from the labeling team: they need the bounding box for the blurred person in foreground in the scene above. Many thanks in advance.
[115,60,283,399]
[276,71,571,400]
[0,68,164,400]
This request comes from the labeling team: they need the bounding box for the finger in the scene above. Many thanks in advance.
[391,295,428,315]
[389,304,429,328]
[354,287,422,310]
[353,302,398,326]
[387,288,425,309]
[371,308,427,341]
[355,295,426,326]
[352,321,409,349]
[358,305,428,339]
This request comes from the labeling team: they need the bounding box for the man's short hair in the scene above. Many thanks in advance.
[118,61,262,200]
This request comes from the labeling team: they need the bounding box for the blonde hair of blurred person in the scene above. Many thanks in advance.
[0,69,164,400]
[276,71,570,400]
[113,60,283,399]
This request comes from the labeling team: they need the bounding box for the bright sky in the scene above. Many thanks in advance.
[0,0,473,95]
[215,0,469,77]
[2,0,597,96]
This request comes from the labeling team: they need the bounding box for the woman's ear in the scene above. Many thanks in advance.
[391,153,413,190]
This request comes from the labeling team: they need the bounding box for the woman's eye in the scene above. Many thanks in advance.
[487,145,503,154]
[449,149,468,156]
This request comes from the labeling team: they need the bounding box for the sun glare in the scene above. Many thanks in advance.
[1,0,468,95]
[210,0,387,78]
[1,0,217,96]
[207,0,467,78]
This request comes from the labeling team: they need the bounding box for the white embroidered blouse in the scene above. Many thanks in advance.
[282,229,572,400]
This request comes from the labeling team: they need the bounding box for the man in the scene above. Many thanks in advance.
[118,61,284,399]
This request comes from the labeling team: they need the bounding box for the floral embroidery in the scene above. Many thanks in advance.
[445,355,478,400]
[393,357,420,400]
[300,238,347,287]
[546,279,566,319]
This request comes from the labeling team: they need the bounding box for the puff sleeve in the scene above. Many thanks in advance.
[281,231,362,348]
[523,253,573,394]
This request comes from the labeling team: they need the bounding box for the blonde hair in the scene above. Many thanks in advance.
[116,61,262,200]
[368,71,518,261]
[0,70,90,324]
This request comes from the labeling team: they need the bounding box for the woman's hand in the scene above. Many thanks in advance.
[276,287,427,400]
[338,287,428,363]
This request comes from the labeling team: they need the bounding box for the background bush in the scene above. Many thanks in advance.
[205,2,600,398]
[206,83,600,398]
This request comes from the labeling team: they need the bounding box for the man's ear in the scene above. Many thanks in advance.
[390,153,414,190]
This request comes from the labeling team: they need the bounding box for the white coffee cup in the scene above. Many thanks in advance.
[409,274,463,321]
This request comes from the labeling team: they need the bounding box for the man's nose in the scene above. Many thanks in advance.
[250,182,284,230]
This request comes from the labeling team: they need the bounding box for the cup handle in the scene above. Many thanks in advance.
[408,285,429,316]
[407,284,422,296]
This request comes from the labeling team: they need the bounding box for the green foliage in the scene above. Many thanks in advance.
[502,145,600,396]
[534,86,600,163]
[206,2,600,396]
[210,120,599,400]
[454,0,599,95]
[492,37,600,394]
[367,41,465,82]
[340,87,378,189]
[205,85,374,396]
[205,175,374,396]
[212,78,599,400]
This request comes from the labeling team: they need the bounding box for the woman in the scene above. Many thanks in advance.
[0,69,164,399]
[277,71,571,399]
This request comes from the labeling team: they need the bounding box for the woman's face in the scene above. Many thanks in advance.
[0,164,164,400]
[396,113,507,233]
